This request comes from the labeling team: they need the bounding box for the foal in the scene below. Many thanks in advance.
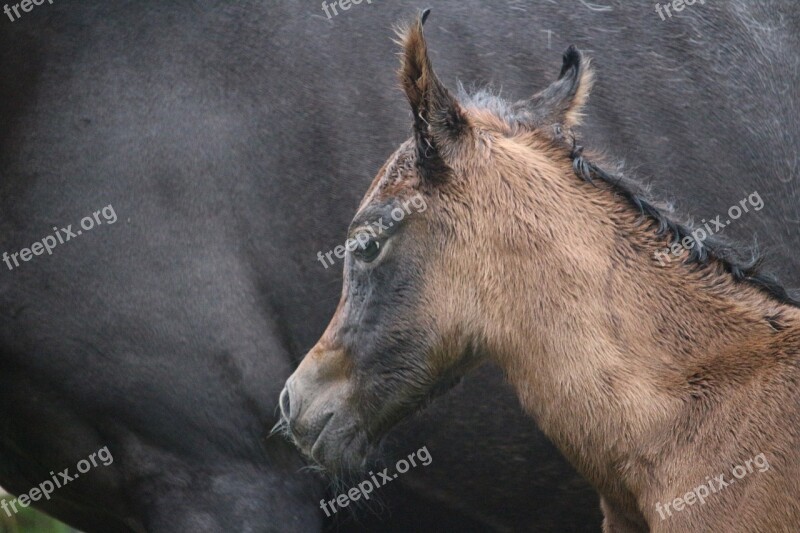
[280,12,800,531]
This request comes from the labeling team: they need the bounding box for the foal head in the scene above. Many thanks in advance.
[279,11,615,472]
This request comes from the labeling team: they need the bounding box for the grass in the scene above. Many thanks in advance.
[0,506,77,533]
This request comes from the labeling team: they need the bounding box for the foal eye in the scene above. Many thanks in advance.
[353,238,381,263]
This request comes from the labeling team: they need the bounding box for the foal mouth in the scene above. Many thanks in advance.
[308,411,335,457]
[305,412,373,472]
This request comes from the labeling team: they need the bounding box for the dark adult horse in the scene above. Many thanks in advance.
[0,1,797,531]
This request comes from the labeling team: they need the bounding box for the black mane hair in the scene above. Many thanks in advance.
[455,84,799,308]
[568,140,800,308]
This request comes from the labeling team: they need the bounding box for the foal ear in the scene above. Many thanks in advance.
[397,9,466,181]
[529,45,594,130]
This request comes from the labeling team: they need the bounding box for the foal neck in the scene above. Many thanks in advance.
[473,143,800,511]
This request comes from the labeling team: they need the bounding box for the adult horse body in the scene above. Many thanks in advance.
[1,1,798,531]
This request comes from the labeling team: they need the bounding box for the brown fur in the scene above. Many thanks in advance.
[286,14,800,532]
[416,113,800,531]
[386,18,800,531]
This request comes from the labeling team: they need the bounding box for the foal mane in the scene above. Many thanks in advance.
[457,87,799,308]
[450,73,800,307]
[458,88,800,307]
[568,141,800,308]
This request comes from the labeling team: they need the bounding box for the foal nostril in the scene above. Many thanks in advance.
[279,386,292,421]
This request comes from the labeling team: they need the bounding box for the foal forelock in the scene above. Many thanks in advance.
[358,140,421,211]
